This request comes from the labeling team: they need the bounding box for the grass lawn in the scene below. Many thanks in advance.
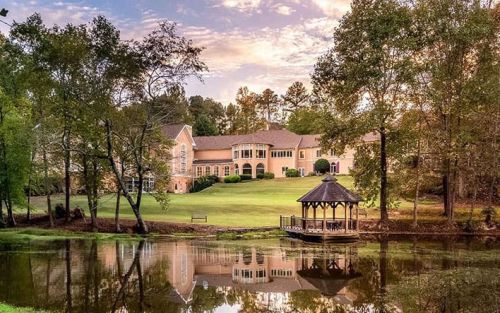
[23,176,491,227]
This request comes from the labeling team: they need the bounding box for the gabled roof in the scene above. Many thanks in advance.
[162,124,186,139]
[297,175,363,203]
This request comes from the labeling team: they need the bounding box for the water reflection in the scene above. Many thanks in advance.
[0,237,498,313]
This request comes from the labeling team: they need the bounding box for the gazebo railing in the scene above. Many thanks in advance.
[280,216,357,232]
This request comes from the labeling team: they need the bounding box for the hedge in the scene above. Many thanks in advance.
[191,175,219,192]
[314,158,330,174]
[285,168,300,177]
[239,174,252,181]
[224,175,241,183]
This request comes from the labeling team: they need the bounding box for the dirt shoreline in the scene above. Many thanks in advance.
[3,214,499,237]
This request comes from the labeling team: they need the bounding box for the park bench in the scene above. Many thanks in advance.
[358,208,368,219]
[191,212,207,223]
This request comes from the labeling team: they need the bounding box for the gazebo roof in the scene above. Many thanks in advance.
[297,175,363,203]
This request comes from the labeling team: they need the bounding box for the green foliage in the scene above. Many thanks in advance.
[193,114,219,136]
[54,203,65,219]
[286,107,323,135]
[239,174,252,181]
[285,168,300,177]
[314,158,330,174]
[191,175,218,192]
[263,172,275,179]
[223,175,241,183]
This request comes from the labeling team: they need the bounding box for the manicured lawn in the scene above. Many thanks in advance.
[24,176,489,227]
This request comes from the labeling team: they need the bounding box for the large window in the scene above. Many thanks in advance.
[316,150,321,158]
[330,162,339,173]
[180,144,187,173]
[232,146,239,159]
[235,164,239,175]
[256,144,266,158]
[299,150,305,159]
[256,163,265,175]
[241,144,252,158]
[205,166,211,175]
[196,166,203,177]
[242,163,252,175]
[224,165,230,176]
[299,167,305,176]
[271,150,293,158]
[213,166,219,177]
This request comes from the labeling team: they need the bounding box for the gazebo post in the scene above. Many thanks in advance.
[344,203,348,233]
[349,203,353,230]
[355,203,359,231]
[322,203,326,233]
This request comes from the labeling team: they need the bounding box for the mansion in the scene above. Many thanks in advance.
[163,124,377,193]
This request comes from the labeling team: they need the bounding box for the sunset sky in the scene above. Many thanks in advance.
[0,0,352,104]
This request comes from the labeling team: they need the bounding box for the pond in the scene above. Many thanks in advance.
[0,236,498,313]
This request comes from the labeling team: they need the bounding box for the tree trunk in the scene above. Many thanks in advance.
[105,120,148,233]
[413,137,422,227]
[42,145,54,227]
[0,200,4,227]
[114,161,124,233]
[380,128,388,223]
[82,154,98,232]
[63,127,71,222]
[27,149,36,221]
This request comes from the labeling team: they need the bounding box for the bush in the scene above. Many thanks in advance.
[256,173,265,179]
[314,158,330,174]
[239,174,252,181]
[263,172,275,179]
[307,171,316,177]
[224,175,241,183]
[285,168,300,177]
[54,203,66,219]
[191,175,218,192]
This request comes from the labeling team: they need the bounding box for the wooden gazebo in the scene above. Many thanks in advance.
[280,175,363,242]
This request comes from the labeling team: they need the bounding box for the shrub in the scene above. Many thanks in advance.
[285,168,300,177]
[307,171,316,177]
[224,175,241,183]
[239,174,252,181]
[256,173,265,179]
[55,203,66,219]
[314,158,330,174]
[263,172,275,179]
[191,175,218,192]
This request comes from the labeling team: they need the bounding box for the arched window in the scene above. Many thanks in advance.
[180,144,187,173]
[330,161,339,174]
[224,165,230,176]
[205,166,211,175]
[256,163,265,175]
[235,164,239,175]
[242,163,252,175]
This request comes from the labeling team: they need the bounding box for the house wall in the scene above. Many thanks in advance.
[194,149,232,161]
[169,126,195,193]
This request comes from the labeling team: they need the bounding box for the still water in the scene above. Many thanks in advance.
[0,236,498,313]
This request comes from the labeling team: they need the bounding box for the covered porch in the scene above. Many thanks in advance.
[280,175,363,242]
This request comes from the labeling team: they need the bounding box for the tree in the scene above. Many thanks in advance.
[282,81,309,112]
[286,107,323,135]
[234,87,265,134]
[188,96,225,133]
[225,103,239,135]
[257,88,279,123]
[314,159,330,174]
[106,21,206,233]
[312,0,414,223]
[193,114,218,136]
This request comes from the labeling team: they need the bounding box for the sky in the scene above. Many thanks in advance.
[0,0,352,105]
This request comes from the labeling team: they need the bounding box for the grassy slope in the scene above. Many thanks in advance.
[24,176,488,227]
[0,303,52,313]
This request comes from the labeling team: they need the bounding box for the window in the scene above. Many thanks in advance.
[299,167,305,177]
[196,166,203,177]
[224,165,230,176]
[330,162,340,174]
[299,150,305,159]
[282,166,288,175]
[180,144,187,173]
[235,164,239,175]
[271,150,292,158]
[256,270,266,278]
[256,144,266,158]
[205,166,211,175]
[241,144,252,158]
[256,163,265,175]
[316,150,321,157]
[242,269,252,278]
[242,163,252,175]
[232,146,239,159]
[213,166,219,177]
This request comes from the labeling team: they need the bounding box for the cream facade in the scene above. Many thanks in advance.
[165,124,376,193]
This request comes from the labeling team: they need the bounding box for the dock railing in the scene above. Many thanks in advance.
[280,215,357,232]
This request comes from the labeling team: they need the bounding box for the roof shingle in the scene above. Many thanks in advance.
[297,175,363,203]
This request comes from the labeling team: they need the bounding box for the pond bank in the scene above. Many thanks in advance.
[2,214,498,240]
